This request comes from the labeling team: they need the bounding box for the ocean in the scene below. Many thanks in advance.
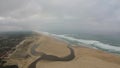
[0,31,120,57]
[39,31,120,55]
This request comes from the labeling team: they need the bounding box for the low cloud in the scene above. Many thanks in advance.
[0,0,120,33]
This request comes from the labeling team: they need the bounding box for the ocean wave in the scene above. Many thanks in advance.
[35,31,120,54]
[55,35,120,53]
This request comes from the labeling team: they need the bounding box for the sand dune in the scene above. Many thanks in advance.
[6,34,120,68]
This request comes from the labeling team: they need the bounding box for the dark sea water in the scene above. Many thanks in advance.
[0,31,120,57]
[38,31,120,55]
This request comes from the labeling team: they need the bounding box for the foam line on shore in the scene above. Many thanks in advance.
[35,31,120,54]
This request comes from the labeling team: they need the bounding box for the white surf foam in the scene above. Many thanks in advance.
[55,35,120,53]
[35,31,120,53]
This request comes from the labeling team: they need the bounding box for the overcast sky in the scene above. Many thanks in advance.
[0,0,120,34]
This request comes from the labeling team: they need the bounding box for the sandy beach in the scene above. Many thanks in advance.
[6,33,120,68]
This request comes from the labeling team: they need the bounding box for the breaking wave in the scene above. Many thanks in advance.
[35,31,120,54]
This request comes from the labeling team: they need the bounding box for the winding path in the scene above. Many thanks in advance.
[28,45,75,68]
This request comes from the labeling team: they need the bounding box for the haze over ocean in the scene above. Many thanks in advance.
[0,0,120,54]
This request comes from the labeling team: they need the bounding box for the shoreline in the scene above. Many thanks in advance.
[4,34,120,68]
[41,33,120,56]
